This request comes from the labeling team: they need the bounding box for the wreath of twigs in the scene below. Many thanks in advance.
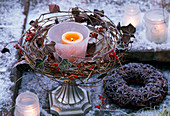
[12,6,136,86]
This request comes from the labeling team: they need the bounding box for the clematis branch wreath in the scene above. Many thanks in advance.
[2,5,136,87]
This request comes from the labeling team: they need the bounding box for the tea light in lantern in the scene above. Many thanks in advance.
[14,92,40,116]
[123,4,141,27]
[47,22,89,62]
[62,32,83,44]
[144,8,169,44]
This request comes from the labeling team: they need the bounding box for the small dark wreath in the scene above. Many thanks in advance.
[10,6,136,86]
[104,63,168,109]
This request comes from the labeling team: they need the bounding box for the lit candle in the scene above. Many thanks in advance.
[144,8,169,44]
[48,22,89,62]
[15,92,40,116]
[62,32,83,44]
[123,4,141,27]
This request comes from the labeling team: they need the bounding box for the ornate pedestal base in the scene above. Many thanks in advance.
[49,82,92,116]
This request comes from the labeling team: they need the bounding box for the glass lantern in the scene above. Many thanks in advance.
[143,8,169,44]
[123,4,141,27]
[15,92,40,116]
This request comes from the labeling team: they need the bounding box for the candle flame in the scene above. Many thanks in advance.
[71,38,73,41]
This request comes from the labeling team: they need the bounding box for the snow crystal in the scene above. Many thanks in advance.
[0,0,25,114]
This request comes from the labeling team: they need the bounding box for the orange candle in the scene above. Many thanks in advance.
[62,32,83,44]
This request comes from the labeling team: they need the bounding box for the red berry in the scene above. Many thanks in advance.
[90,65,94,70]
[54,72,59,75]
[98,95,102,99]
[78,72,83,75]
[102,99,105,105]
[70,77,74,80]
[74,75,78,78]
[54,63,58,66]
[68,76,74,80]
[16,46,19,49]
[31,33,35,36]
[109,54,113,58]
[113,51,115,56]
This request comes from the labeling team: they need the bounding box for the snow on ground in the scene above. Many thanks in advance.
[27,0,170,51]
[0,0,25,114]
[19,65,170,116]
[0,0,169,115]
[21,0,169,115]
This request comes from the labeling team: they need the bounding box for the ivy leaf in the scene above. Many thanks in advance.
[48,4,60,13]
[43,41,56,54]
[13,60,31,72]
[58,59,71,70]
[36,37,44,48]
[117,44,125,50]
[35,59,44,71]
[121,34,131,42]
[74,13,88,23]
[86,43,96,56]
[87,14,102,26]
[129,41,133,43]
[72,7,80,16]
[94,9,104,17]
[131,35,135,38]
[117,22,121,30]
[1,48,10,54]
[35,56,47,71]
[29,20,39,28]
[55,17,59,24]
[121,23,136,34]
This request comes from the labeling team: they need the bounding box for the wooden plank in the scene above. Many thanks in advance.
[9,0,30,115]
[126,50,170,62]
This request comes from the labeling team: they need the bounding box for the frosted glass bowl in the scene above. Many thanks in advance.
[47,22,90,62]
[143,8,169,44]
[15,92,40,116]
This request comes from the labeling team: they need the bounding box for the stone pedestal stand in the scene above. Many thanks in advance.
[49,81,92,116]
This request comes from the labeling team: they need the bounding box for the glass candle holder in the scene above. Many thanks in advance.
[14,92,40,116]
[48,22,90,62]
[123,4,141,27]
[143,8,169,44]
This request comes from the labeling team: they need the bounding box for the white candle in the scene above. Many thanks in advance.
[144,8,169,44]
[151,25,168,43]
[123,4,141,27]
[15,92,40,116]
[62,31,83,45]
[48,22,89,62]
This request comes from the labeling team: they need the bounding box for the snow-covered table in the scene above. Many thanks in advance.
[18,0,170,115]
[0,0,26,115]
[0,0,169,115]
